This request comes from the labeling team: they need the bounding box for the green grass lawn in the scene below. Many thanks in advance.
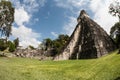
[0,51,120,80]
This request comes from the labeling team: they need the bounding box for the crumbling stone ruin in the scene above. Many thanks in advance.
[13,47,54,60]
[14,48,43,59]
[54,10,116,60]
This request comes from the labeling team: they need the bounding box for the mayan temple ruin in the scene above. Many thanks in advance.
[54,10,116,60]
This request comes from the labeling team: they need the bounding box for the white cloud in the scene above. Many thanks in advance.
[51,32,58,37]
[89,0,103,13]
[63,17,77,36]
[13,6,41,48]
[12,25,41,48]
[54,0,119,35]
[23,0,46,13]
[10,0,46,48]
[54,0,88,35]
[89,0,119,34]
[54,0,89,11]
[10,0,46,13]
[15,8,30,26]
[54,0,89,35]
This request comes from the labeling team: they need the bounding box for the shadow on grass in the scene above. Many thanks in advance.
[114,77,120,80]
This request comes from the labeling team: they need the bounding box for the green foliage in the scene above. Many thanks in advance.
[38,43,45,50]
[0,0,14,38]
[0,39,17,52]
[110,22,120,48]
[13,38,19,48]
[43,38,53,50]
[8,41,15,52]
[28,45,35,50]
[0,39,7,51]
[52,40,62,54]
[42,34,69,55]
[110,22,120,35]
[53,34,69,54]
[109,1,120,52]
[0,51,120,80]
[109,1,120,21]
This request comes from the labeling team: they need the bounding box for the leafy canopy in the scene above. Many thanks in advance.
[0,0,14,38]
[109,1,120,21]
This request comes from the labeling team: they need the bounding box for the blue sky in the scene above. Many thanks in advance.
[9,0,119,48]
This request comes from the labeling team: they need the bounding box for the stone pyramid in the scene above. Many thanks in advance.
[54,10,116,60]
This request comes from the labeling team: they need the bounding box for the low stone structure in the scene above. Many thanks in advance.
[54,10,116,60]
[14,48,54,60]
[14,48,44,59]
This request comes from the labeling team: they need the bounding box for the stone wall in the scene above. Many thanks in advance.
[14,48,53,60]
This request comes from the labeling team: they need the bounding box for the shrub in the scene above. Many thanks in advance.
[8,42,15,52]
[0,39,8,51]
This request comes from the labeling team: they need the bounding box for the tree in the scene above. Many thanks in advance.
[38,43,45,50]
[8,41,15,52]
[57,34,69,45]
[51,34,69,55]
[0,39,7,51]
[28,45,35,50]
[52,40,62,54]
[43,38,53,50]
[109,1,120,53]
[109,0,120,21]
[41,34,69,56]
[0,0,14,39]
[14,38,19,48]
[110,22,120,47]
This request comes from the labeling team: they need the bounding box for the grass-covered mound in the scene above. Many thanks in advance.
[0,51,120,80]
